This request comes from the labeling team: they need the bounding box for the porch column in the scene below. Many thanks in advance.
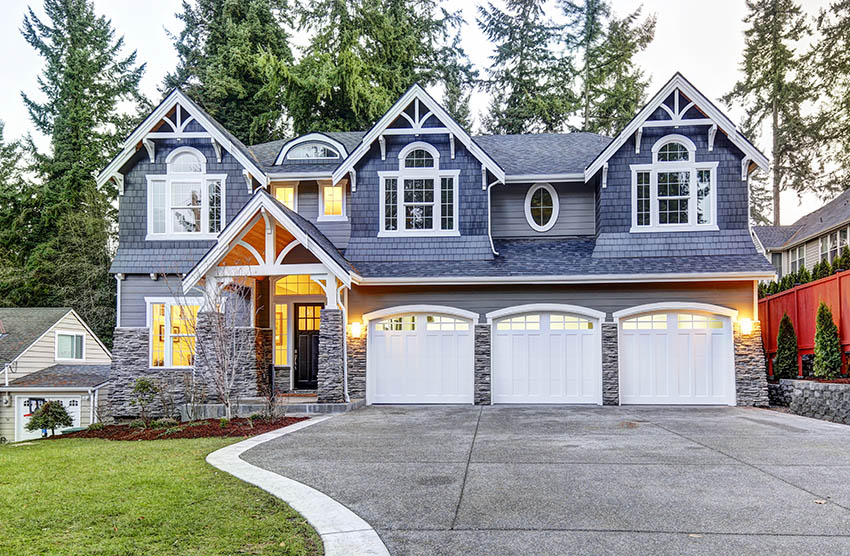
[734,320,769,406]
[601,322,619,405]
[318,308,345,403]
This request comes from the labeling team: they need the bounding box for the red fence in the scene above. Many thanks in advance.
[759,270,850,377]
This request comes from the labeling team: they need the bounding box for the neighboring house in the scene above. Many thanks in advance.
[753,189,850,279]
[99,72,775,414]
[0,308,111,442]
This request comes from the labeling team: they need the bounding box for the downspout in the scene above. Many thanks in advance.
[486,180,502,256]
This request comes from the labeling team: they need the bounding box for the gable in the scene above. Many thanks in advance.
[332,85,505,189]
[584,73,769,182]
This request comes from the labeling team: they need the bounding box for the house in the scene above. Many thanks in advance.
[753,189,850,279]
[99,72,775,415]
[0,308,111,442]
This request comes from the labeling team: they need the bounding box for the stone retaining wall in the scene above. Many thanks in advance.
[767,380,793,407]
[786,379,850,425]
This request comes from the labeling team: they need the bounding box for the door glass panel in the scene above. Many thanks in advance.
[375,316,416,331]
[622,314,668,330]
[275,304,288,365]
[677,313,724,329]
[496,314,541,331]
[550,314,593,330]
[297,305,321,331]
[426,315,469,331]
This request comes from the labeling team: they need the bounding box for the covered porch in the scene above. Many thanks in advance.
[183,190,357,405]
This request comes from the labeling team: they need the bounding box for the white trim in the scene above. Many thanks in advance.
[144,297,204,369]
[353,271,775,286]
[97,89,266,192]
[584,73,769,182]
[612,302,738,323]
[524,183,559,232]
[274,240,302,265]
[378,161,460,236]
[332,84,504,185]
[397,141,441,163]
[317,181,347,222]
[269,181,298,212]
[362,304,480,323]
[165,145,207,170]
[1,385,108,393]
[182,190,351,292]
[54,330,86,362]
[205,417,391,556]
[504,173,584,183]
[485,303,606,323]
[145,169,228,241]
[650,134,696,160]
[266,171,333,180]
[275,133,348,165]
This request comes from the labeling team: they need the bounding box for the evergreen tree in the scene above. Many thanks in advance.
[774,312,799,379]
[441,34,477,130]
[477,0,567,134]
[809,3,850,193]
[25,400,73,436]
[0,123,32,272]
[839,245,850,271]
[722,0,821,225]
[264,0,469,134]
[560,0,656,135]
[813,302,842,378]
[164,0,293,144]
[15,0,145,345]
[797,265,812,284]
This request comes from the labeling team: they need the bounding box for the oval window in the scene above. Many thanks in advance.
[524,183,559,232]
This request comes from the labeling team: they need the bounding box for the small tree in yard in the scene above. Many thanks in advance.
[131,378,158,426]
[814,303,843,379]
[774,313,799,379]
[25,400,73,437]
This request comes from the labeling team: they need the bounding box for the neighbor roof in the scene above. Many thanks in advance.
[6,364,110,389]
[0,308,72,364]
[752,188,850,251]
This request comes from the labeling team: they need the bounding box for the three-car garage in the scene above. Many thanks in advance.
[363,303,739,407]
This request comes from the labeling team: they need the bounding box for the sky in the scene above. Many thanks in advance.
[0,0,834,224]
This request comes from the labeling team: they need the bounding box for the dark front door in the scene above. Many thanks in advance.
[294,303,322,389]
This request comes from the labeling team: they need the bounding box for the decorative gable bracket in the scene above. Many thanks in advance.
[634,128,642,154]
[111,172,124,195]
[379,136,386,161]
[349,169,357,193]
[602,163,608,188]
[708,124,717,152]
[211,138,223,163]
[449,134,455,159]
[741,156,751,181]
[142,138,155,163]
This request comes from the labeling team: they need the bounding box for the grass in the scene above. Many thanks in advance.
[0,437,322,555]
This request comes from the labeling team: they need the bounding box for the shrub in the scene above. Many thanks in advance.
[797,266,812,284]
[774,313,799,379]
[128,418,146,429]
[839,245,850,271]
[814,303,843,379]
[150,418,180,429]
[25,401,73,436]
[87,422,105,431]
[219,417,229,429]
[813,259,830,280]
[131,378,158,425]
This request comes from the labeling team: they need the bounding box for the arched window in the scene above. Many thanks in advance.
[286,142,340,160]
[379,142,459,235]
[148,147,226,238]
[631,135,717,231]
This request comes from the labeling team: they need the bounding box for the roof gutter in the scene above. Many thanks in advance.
[0,382,110,393]
[504,173,584,183]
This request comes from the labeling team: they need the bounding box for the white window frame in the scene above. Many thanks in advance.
[789,245,805,273]
[378,141,460,237]
[271,182,298,211]
[145,297,203,369]
[146,146,227,240]
[630,134,719,233]
[54,330,85,362]
[286,142,340,161]
[524,183,559,232]
[318,181,347,222]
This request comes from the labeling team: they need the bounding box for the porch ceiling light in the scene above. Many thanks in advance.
[739,318,754,336]
[348,321,363,338]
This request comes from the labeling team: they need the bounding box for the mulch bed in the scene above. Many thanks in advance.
[58,417,308,441]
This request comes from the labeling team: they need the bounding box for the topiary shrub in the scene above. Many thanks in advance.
[797,266,812,284]
[774,313,799,379]
[814,303,843,379]
[813,259,831,280]
[25,400,73,437]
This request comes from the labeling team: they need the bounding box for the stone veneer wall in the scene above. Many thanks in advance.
[318,309,345,402]
[347,331,367,400]
[733,321,769,407]
[767,380,794,407]
[787,379,850,424]
[273,366,291,393]
[194,312,269,400]
[474,324,491,405]
[601,323,619,405]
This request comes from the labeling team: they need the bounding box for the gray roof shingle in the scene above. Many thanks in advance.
[6,364,110,389]
[752,225,801,250]
[0,308,72,364]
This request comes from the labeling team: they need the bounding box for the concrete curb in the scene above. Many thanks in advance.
[206,416,390,556]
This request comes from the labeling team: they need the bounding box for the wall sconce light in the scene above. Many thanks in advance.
[348,321,363,338]
[739,318,754,336]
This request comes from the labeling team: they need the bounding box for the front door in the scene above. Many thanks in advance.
[294,303,323,389]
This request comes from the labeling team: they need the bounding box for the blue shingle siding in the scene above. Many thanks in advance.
[344,133,493,262]
[110,138,254,274]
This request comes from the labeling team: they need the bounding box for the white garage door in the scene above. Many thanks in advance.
[16,396,82,441]
[368,313,474,404]
[492,312,601,404]
[619,312,734,405]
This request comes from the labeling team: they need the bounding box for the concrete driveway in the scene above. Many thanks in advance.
[241,406,850,555]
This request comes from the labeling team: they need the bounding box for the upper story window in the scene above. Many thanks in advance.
[319,182,345,221]
[820,227,849,263]
[147,147,226,240]
[630,134,718,232]
[379,142,459,237]
[790,245,805,273]
[271,182,297,211]
[286,142,340,160]
[524,183,559,232]
[55,331,84,361]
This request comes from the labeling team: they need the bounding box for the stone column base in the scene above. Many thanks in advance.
[601,322,619,405]
[474,324,492,405]
[734,320,769,406]
[318,309,345,403]
[347,331,367,400]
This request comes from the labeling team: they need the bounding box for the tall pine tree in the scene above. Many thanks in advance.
[560,0,656,135]
[15,0,146,345]
[262,0,470,134]
[477,0,566,134]
[0,123,33,308]
[164,0,293,145]
[722,0,820,225]
[809,2,850,194]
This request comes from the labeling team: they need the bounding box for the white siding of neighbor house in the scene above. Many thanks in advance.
[805,239,820,270]
[6,311,111,382]
[0,390,94,443]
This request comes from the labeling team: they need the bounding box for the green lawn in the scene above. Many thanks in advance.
[0,437,322,555]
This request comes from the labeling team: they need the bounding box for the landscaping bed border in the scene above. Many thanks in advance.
[769,378,850,425]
